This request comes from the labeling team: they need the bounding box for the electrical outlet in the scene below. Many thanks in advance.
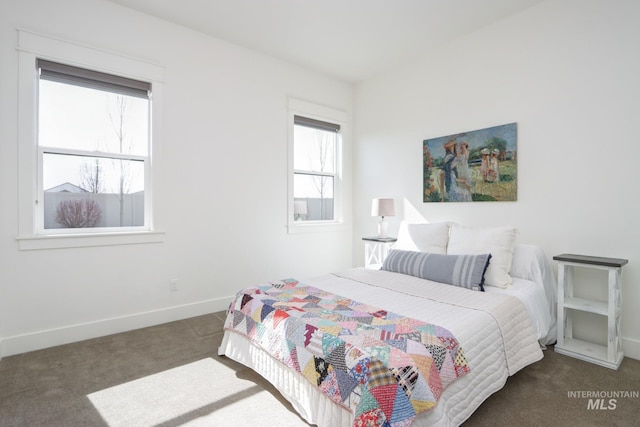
[169,279,179,292]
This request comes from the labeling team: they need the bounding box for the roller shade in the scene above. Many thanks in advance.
[37,59,151,99]
[294,115,340,132]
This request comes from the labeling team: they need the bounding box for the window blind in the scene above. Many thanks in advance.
[37,59,151,99]
[294,115,340,132]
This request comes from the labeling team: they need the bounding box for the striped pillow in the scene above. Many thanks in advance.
[381,250,491,291]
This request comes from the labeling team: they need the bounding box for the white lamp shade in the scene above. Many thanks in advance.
[371,198,395,217]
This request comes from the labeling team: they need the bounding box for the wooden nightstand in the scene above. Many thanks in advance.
[553,254,628,370]
[362,237,397,269]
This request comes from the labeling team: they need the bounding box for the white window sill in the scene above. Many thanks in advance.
[17,230,165,250]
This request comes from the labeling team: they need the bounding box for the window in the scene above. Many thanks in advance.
[38,60,151,231]
[17,30,164,249]
[288,99,346,232]
[293,116,339,221]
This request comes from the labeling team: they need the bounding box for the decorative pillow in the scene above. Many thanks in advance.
[447,225,517,288]
[394,221,450,254]
[381,249,491,291]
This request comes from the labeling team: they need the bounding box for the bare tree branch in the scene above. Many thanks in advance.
[79,158,103,193]
[108,95,135,225]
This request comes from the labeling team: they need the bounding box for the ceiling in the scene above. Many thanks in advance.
[109,0,545,83]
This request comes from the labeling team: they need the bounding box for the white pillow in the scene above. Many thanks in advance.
[447,224,517,288]
[394,221,450,254]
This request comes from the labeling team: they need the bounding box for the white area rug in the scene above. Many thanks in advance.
[87,357,307,426]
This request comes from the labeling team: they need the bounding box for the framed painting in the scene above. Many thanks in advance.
[423,123,517,203]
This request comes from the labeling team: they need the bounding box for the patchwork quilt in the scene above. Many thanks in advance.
[224,279,470,426]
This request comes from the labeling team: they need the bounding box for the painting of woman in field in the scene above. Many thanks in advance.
[423,123,517,203]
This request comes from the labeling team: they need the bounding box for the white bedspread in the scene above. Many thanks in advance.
[333,268,543,375]
[220,268,544,426]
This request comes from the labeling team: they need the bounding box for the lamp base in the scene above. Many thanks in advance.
[377,217,388,238]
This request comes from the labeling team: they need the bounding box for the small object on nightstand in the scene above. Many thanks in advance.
[553,253,628,370]
[362,236,397,269]
[371,198,395,237]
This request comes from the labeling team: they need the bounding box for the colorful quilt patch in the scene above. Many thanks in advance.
[224,279,470,426]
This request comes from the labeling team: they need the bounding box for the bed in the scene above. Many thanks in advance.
[218,223,557,426]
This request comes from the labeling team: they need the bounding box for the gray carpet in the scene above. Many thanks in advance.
[1,311,638,426]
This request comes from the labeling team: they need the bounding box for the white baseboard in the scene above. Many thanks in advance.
[0,297,231,359]
[623,337,640,361]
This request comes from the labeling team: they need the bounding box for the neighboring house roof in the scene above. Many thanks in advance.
[45,182,88,193]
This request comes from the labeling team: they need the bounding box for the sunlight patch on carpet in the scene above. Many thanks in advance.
[87,357,306,426]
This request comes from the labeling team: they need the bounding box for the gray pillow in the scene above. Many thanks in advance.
[381,250,491,291]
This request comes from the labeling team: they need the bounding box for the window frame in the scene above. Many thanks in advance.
[37,59,152,234]
[17,30,165,250]
[287,98,346,233]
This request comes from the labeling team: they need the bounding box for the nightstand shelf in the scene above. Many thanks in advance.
[563,297,609,316]
[554,254,628,370]
[558,338,610,364]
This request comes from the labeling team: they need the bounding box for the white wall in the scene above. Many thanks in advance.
[0,0,353,357]
[353,0,640,359]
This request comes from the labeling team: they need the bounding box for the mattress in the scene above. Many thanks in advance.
[219,267,546,426]
[485,277,552,344]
